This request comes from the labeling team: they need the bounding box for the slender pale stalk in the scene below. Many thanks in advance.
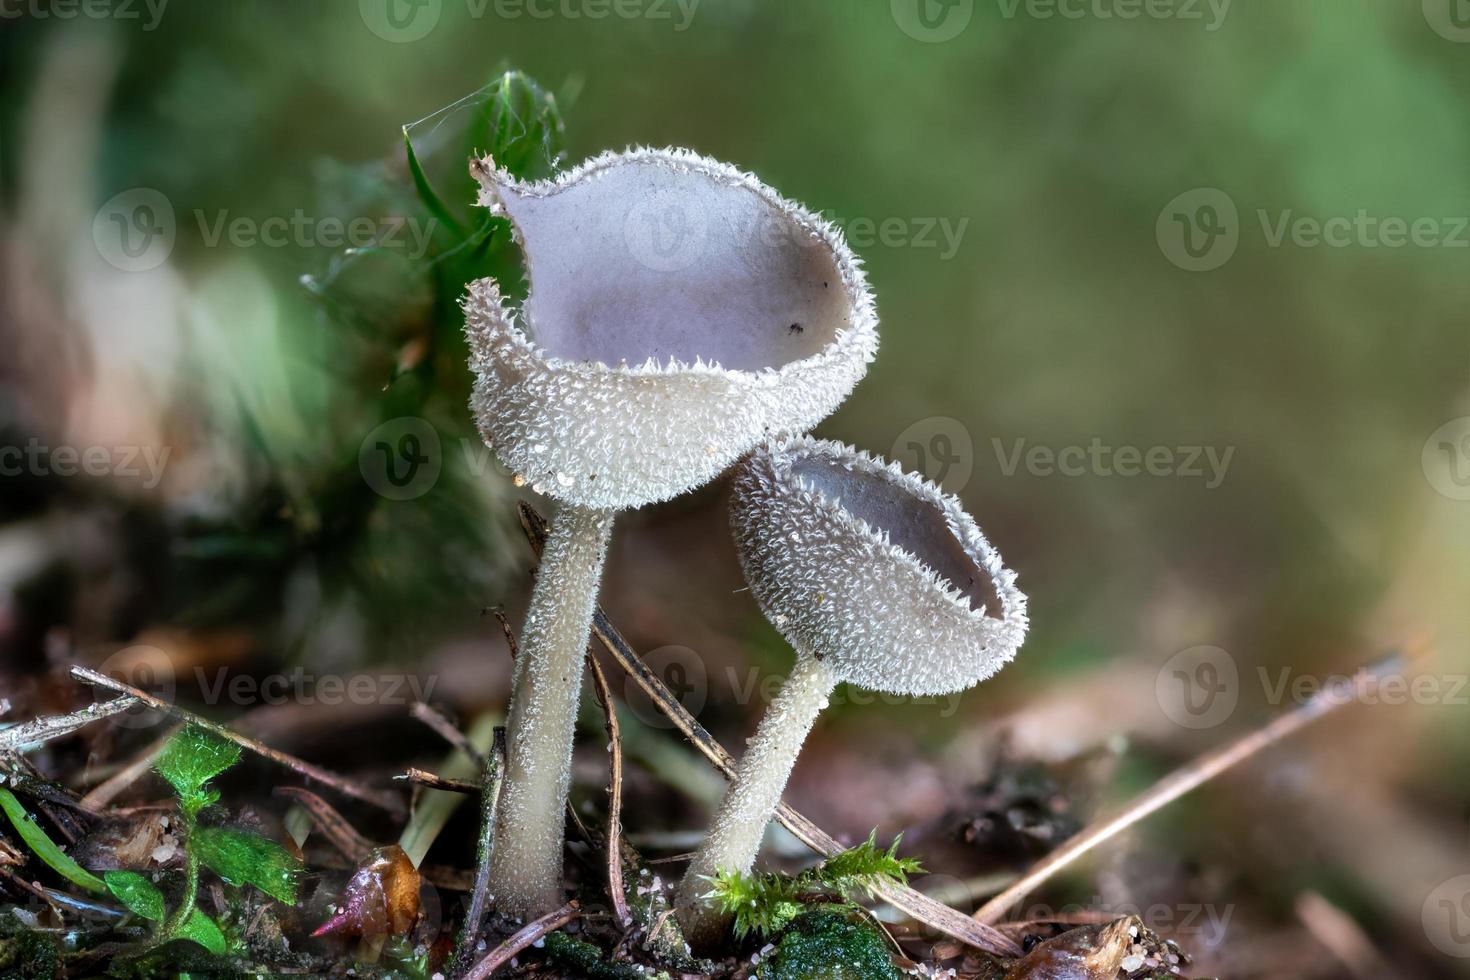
[676,654,839,947]
[489,503,615,918]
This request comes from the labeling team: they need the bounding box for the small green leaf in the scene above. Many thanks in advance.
[403,127,466,239]
[105,870,166,921]
[193,827,301,904]
[155,727,240,816]
[0,787,105,893]
[176,908,229,955]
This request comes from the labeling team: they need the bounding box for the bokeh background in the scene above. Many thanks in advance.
[2,0,1469,975]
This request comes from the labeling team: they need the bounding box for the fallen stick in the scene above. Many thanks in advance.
[973,652,1407,924]
[70,666,405,817]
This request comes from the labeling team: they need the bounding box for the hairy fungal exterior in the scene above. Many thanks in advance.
[488,504,613,918]
[675,655,838,950]
[677,438,1028,946]
[463,148,878,511]
[730,436,1028,696]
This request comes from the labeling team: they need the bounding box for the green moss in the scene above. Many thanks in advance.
[761,908,899,980]
[543,932,660,980]
[0,932,60,979]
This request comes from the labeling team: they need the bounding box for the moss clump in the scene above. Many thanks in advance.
[544,932,659,979]
[761,907,898,980]
[0,932,60,979]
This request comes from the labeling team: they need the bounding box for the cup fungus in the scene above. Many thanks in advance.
[675,436,1028,946]
[464,149,878,918]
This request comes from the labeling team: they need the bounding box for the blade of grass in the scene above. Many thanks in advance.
[0,788,105,893]
[402,126,466,239]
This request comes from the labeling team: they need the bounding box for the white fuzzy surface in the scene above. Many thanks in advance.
[488,504,614,918]
[731,436,1028,696]
[675,654,838,947]
[463,147,878,511]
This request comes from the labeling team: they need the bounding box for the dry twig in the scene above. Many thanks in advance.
[585,651,632,928]
[70,666,405,817]
[974,653,1406,924]
[0,697,139,751]
[462,900,580,980]
[398,768,479,794]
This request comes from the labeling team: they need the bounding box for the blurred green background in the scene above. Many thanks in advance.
[2,1,1469,974]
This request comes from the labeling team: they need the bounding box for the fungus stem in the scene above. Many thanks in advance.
[489,503,615,918]
[676,654,839,946]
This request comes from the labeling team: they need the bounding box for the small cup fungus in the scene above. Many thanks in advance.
[676,436,1028,945]
[464,149,878,917]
